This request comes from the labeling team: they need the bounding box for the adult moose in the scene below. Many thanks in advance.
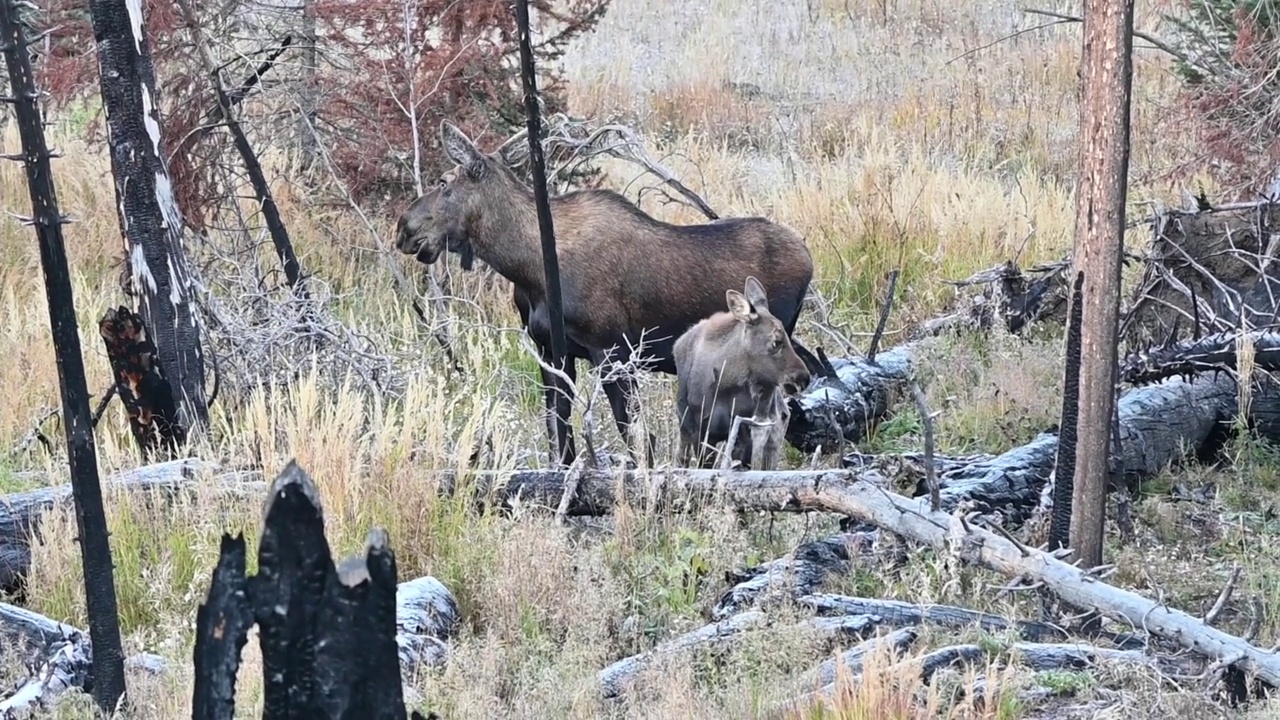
[395,121,820,466]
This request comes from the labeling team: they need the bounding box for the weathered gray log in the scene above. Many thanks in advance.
[711,530,879,621]
[784,344,916,453]
[797,625,920,690]
[0,459,264,595]
[799,594,1142,649]
[914,372,1242,527]
[395,576,460,673]
[437,370,1251,529]
[597,610,882,699]
[0,603,165,715]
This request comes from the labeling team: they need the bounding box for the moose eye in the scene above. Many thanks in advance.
[772,338,784,350]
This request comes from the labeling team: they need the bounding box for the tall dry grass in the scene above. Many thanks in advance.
[0,0,1276,717]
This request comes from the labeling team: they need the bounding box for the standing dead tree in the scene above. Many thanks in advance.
[1065,0,1136,569]
[513,0,572,468]
[192,461,441,719]
[87,0,211,453]
[0,0,127,711]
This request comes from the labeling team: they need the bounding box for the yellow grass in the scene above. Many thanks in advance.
[1,0,1278,717]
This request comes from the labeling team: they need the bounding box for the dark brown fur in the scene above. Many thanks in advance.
[395,121,816,464]
[674,277,810,469]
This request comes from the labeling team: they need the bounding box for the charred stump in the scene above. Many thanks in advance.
[0,1,128,710]
[191,461,443,719]
[1123,199,1280,346]
[99,306,185,457]
[88,0,211,449]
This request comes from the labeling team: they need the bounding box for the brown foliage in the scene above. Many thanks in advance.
[31,0,610,228]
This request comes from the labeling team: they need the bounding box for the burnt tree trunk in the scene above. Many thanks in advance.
[0,1,127,710]
[1067,0,1135,568]
[88,0,210,450]
[191,461,445,719]
[99,306,184,458]
[513,0,573,467]
[1049,271,1084,550]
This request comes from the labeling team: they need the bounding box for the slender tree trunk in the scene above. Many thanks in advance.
[0,1,127,711]
[1068,0,1135,568]
[296,0,319,173]
[88,0,211,446]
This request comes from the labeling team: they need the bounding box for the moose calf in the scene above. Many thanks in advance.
[674,277,811,470]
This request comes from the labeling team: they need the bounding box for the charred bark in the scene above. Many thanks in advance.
[99,306,184,457]
[1121,330,1280,386]
[513,0,572,467]
[1123,200,1280,346]
[0,4,127,710]
[1050,271,1085,550]
[784,344,915,453]
[88,0,211,447]
[711,530,879,621]
[912,259,1071,338]
[191,461,454,718]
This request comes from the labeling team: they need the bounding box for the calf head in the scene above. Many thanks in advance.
[726,276,811,398]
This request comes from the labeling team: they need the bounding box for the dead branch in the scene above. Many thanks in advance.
[712,531,880,620]
[867,269,899,362]
[597,610,882,699]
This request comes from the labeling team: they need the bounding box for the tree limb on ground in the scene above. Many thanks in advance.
[444,465,1280,688]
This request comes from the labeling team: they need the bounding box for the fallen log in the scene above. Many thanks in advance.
[1121,330,1280,386]
[448,464,1280,687]
[1123,199,1280,347]
[784,344,916,454]
[799,594,1143,649]
[911,372,1241,526]
[0,603,165,716]
[795,625,920,690]
[0,458,263,596]
[597,610,885,699]
[781,637,1199,718]
[711,530,879,621]
[442,372,1244,528]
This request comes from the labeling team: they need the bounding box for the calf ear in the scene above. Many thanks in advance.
[743,276,770,313]
[726,289,757,322]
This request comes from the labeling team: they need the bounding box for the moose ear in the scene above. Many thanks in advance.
[440,121,482,168]
[726,289,756,322]
[743,276,770,313]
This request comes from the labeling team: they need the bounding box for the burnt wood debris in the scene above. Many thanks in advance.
[0,0,128,711]
[88,0,211,453]
[191,461,440,719]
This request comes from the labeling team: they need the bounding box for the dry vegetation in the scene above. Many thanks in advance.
[2,0,1279,717]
